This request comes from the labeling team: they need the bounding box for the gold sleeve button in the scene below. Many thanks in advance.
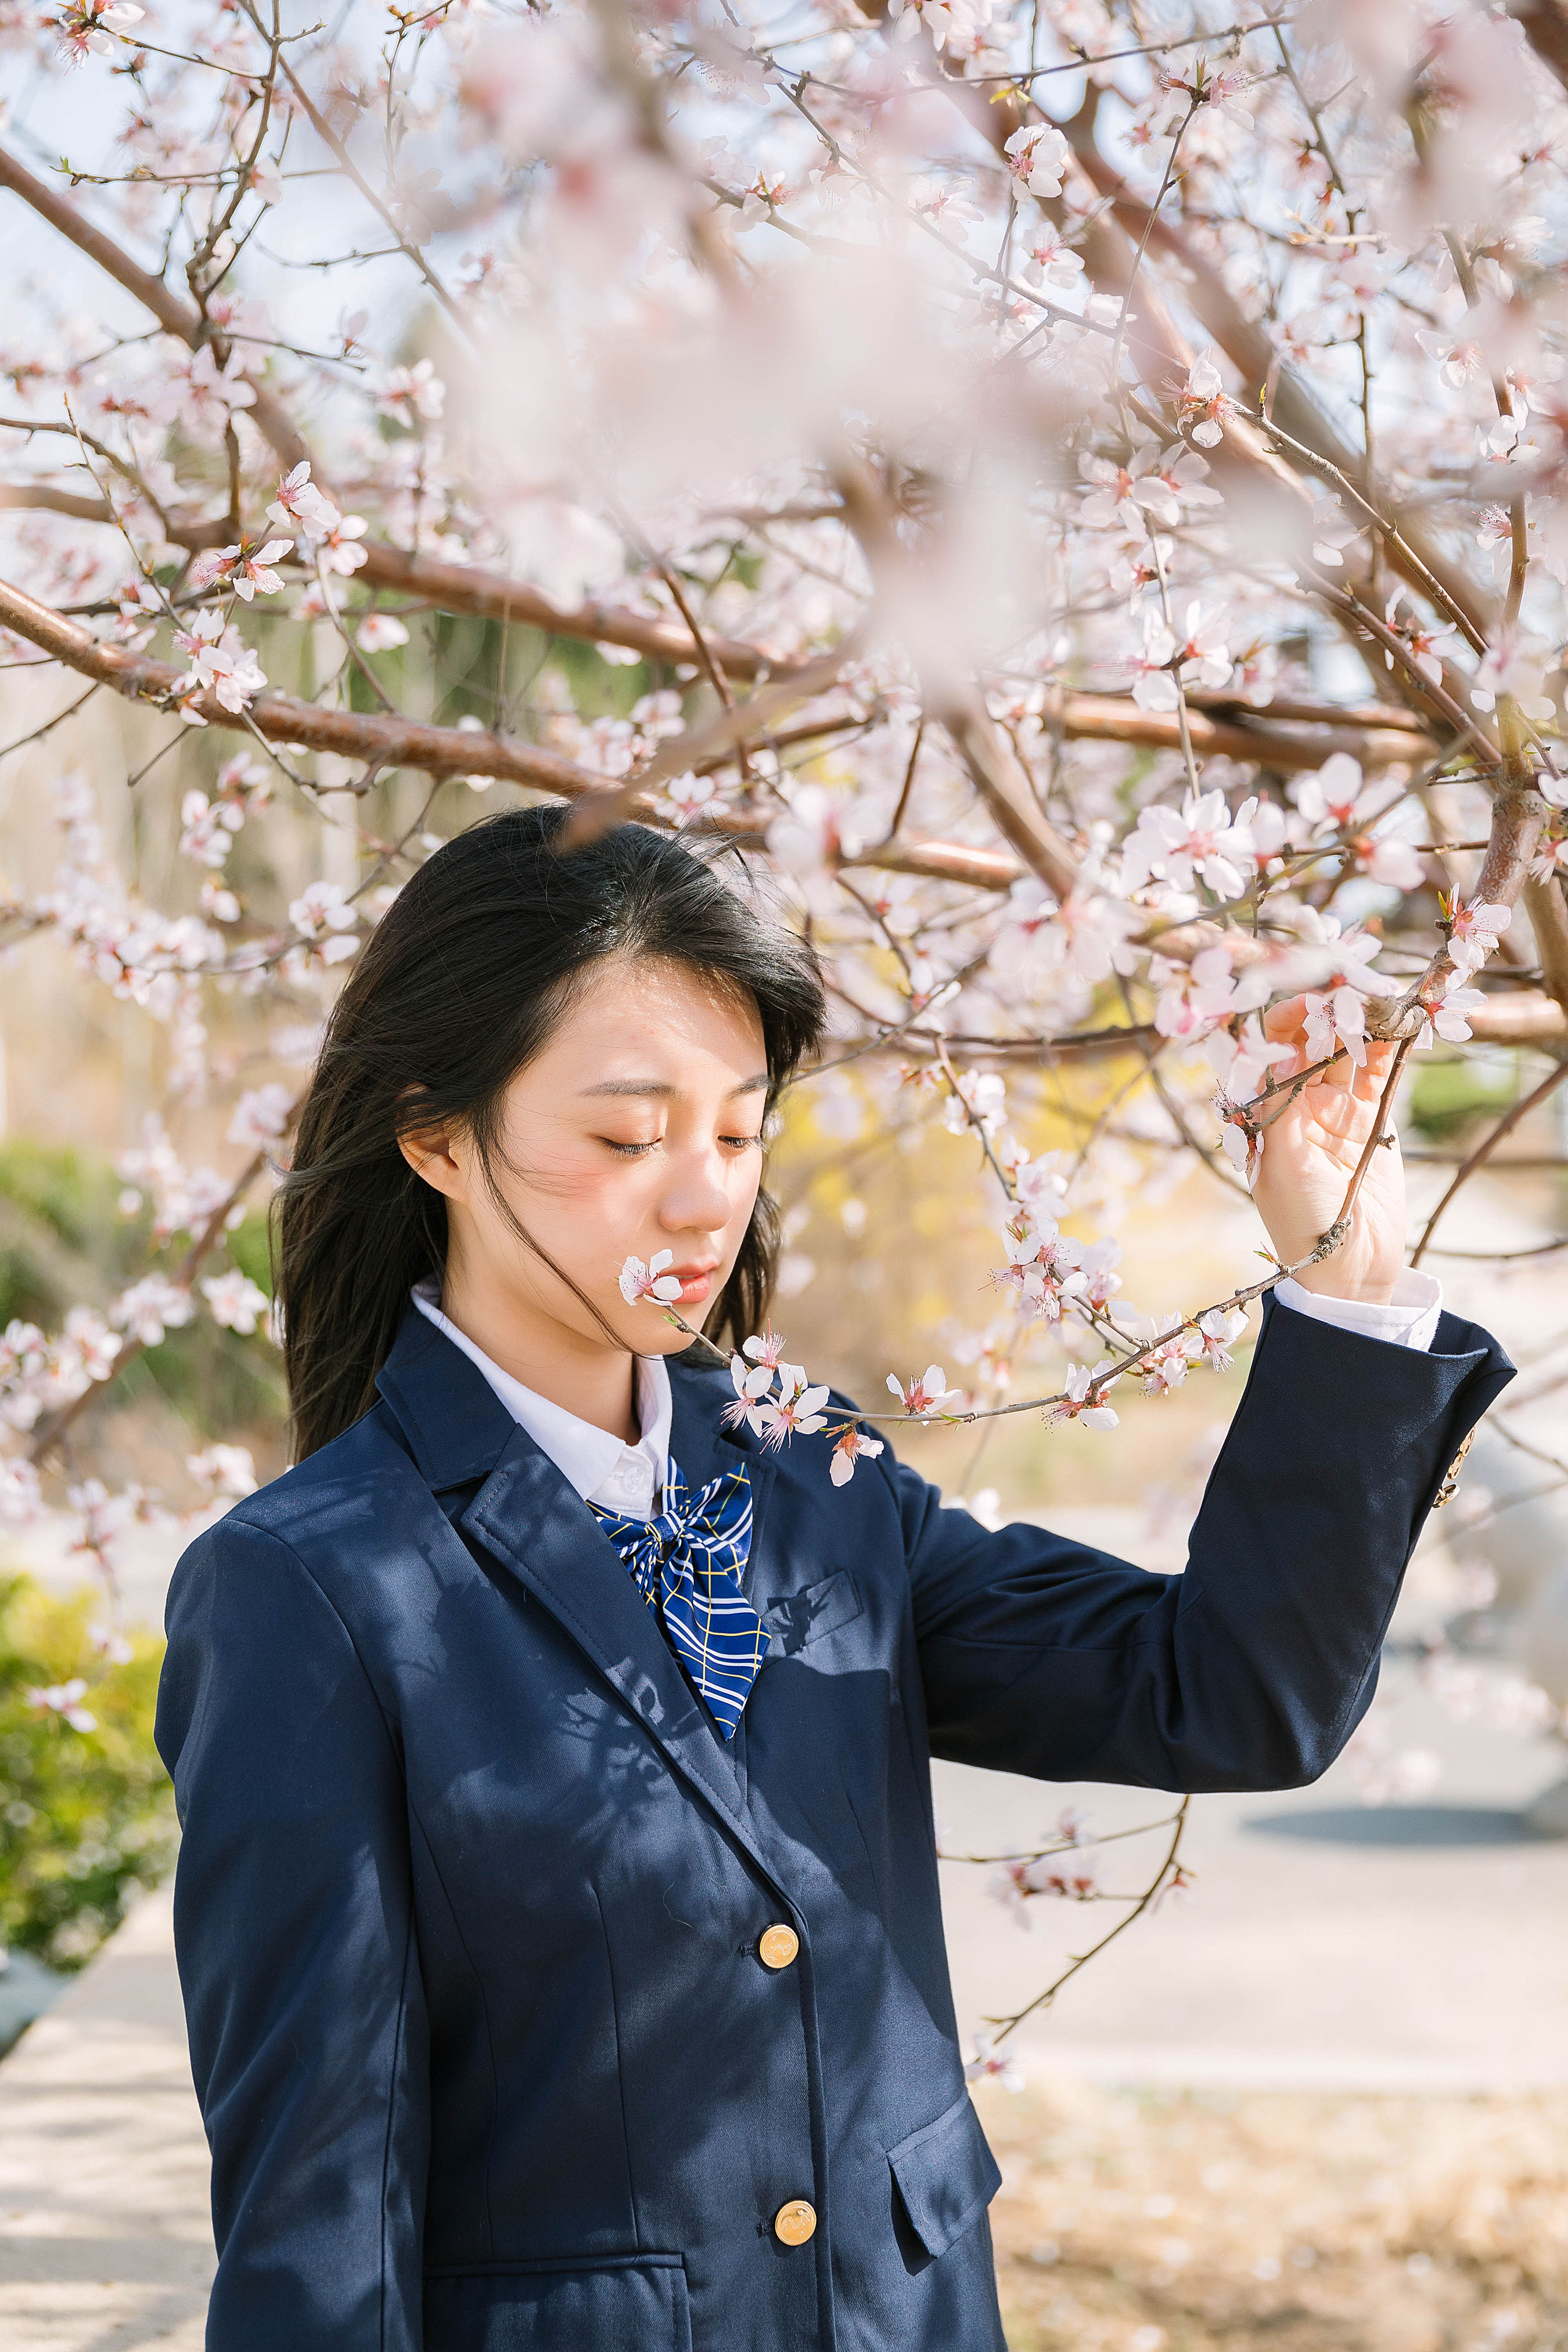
[758,1924,800,1970]
[774,2199,817,2246]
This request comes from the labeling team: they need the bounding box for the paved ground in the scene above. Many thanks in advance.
[937,1506,1568,2098]
[0,1890,210,2350]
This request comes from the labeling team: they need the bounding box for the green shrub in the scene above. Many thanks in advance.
[0,1143,284,1441]
[1405,1054,1518,1142]
[0,1574,174,1969]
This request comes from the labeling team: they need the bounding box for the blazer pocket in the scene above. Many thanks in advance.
[887,2090,1003,2260]
[764,1569,864,1657]
[424,2253,691,2352]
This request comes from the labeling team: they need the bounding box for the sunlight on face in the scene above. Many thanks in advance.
[445,953,769,1361]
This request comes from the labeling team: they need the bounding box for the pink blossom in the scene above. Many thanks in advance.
[1196,1306,1246,1371]
[886,1365,959,1416]
[171,610,267,720]
[1048,1363,1119,1429]
[1383,594,1458,688]
[1013,1152,1069,1216]
[1142,1325,1197,1396]
[1293,753,1364,833]
[267,461,341,538]
[720,1351,772,1432]
[1443,895,1511,977]
[1207,1013,1294,1106]
[829,1426,885,1486]
[187,1443,258,1500]
[618,1250,683,1306]
[110,1275,195,1347]
[1470,631,1554,722]
[1077,1239,1123,1314]
[169,345,257,436]
[54,0,143,63]
[228,1083,293,1150]
[1303,985,1369,1067]
[1024,228,1084,289]
[1129,615,1179,711]
[178,789,244,869]
[1125,790,1248,901]
[1152,944,1238,1042]
[199,536,293,602]
[319,514,371,576]
[1415,981,1488,1048]
[0,1456,44,1530]
[753,1370,830,1451]
[357,613,410,651]
[200,1270,272,1336]
[26,1677,96,1733]
[1476,503,1513,587]
[1179,349,1230,447]
[1002,123,1069,199]
[289,882,359,963]
[993,1211,1087,1322]
[378,360,445,425]
[56,1307,121,1392]
[1415,330,1486,387]
[965,2033,1024,2092]
[942,1068,1007,1138]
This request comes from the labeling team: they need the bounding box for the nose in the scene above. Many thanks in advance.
[655,1141,738,1239]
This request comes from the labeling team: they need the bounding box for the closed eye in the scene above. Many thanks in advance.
[600,1134,763,1158]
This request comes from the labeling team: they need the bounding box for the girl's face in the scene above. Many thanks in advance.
[402,954,770,1362]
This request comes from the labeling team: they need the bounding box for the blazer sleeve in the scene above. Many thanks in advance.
[893,1296,1514,1793]
[154,1515,429,2352]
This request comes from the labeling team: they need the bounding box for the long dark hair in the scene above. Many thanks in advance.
[275,808,824,1461]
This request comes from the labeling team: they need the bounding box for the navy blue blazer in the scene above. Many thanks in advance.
[155,1294,1511,2352]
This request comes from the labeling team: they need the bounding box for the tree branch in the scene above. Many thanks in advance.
[0,142,311,474]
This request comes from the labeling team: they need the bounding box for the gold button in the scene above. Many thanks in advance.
[774,2199,817,2246]
[758,1924,800,1970]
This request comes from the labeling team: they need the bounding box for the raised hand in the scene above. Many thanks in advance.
[1249,998,1407,1305]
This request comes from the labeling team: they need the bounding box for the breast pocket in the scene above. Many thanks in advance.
[763,1568,864,1657]
[425,2255,691,2351]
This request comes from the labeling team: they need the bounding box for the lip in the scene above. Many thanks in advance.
[667,1262,718,1303]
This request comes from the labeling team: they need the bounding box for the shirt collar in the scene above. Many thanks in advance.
[411,1281,671,1519]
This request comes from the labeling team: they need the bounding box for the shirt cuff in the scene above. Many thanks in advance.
[1273,1269,1443,1354]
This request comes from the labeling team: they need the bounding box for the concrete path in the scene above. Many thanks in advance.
[0,1889,211,2349]
[937,1505,1568,2098]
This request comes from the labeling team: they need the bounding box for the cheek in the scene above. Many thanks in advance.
[487,1135,643,1238]
[723,1157,764,1244]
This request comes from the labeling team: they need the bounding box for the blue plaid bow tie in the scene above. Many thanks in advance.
[588,1457,765,1739]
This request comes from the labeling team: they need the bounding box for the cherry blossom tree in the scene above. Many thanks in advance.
[3,0,1568,2043]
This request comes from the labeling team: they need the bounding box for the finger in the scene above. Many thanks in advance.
[1264,994,1309,1046]
[1350,1039,1396,1103]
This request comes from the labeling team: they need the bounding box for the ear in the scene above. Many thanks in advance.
[397,1093,469,1202]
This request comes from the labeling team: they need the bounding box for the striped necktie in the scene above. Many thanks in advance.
[588,1458,766,1739]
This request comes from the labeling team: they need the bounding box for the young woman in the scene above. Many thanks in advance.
[156,807,1510,2352]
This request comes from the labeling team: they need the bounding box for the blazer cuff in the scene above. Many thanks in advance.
[1274,1269,1443,1354]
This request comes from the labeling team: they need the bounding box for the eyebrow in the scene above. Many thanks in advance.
[578,1073,771,1099]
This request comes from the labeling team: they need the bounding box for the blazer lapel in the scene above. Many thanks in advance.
[377,1314,793,1885]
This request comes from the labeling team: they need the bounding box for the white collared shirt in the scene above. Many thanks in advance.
[1274,1267,1441,1353]
[412,1280,671,1520]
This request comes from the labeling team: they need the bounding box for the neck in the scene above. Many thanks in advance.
[436,1268,639,1443]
